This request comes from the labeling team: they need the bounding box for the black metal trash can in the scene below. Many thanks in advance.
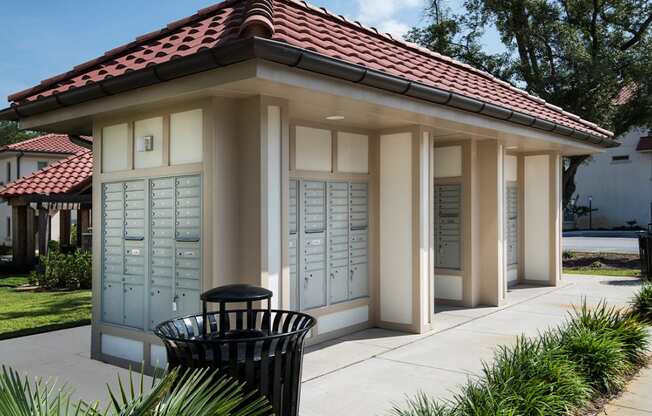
[154,284,316,416]
[640,230,652,280]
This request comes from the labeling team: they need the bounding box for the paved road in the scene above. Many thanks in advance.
[563,236,639,254]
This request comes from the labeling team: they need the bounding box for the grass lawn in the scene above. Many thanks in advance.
[0,276,91,340]
[563,267,641,277]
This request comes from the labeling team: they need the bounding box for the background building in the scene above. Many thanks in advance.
[574,127,652,229]
[0,134,89,246]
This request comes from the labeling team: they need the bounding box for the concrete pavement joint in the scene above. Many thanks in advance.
[374,356,479,378]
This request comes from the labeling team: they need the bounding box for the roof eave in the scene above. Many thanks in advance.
[4,37,617,149]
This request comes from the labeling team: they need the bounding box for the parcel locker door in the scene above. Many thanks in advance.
[177,289,201,317]
[150,286,174,328]
[329,267,348,303]
[301,234,326,310]
[349,230,369,298]
[435,184,462,270]
[506,185,518,266]
[124,284,144,328]
[102,282,124,325]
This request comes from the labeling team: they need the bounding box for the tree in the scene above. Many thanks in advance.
[407,0,652,207]
[0,120,40,147]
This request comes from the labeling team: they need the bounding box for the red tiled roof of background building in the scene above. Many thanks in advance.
[6,0,612,141]
[0,150,93,197]
[0,133,91,155]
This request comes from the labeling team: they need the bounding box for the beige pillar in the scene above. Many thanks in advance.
[549,152,562,286]
[475,140,505,306]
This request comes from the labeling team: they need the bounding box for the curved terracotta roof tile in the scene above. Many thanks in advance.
[7,0,612,140]
[0,150,93,198]
[0,134,91,155]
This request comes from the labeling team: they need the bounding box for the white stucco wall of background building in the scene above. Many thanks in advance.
[574,127,652,229]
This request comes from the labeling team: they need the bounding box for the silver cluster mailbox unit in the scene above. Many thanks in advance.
[434,183,462,270]
[505,184,518,266]
[102,174,202,331]
[289,179,369,311]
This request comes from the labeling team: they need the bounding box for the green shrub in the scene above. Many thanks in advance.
[557,327,631,395]
[390,393,452,416]
[47,239,60,253]
[567,301,650,366]
[562,250,576,260]
[632,283,652,322]
[31,249,92,290]
[454,336,590,415]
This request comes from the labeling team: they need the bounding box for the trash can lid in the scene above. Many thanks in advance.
[201,284,273,303]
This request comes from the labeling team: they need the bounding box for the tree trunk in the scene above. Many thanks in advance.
[562,155,590,208]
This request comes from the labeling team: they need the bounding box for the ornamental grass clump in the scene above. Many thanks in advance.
[453,335,591,416]
[392,295,651,416]
[632,283,652,322]
[565,301,650,367]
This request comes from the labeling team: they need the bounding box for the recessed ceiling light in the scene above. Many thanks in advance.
[325,115,345,120]
[505,146,518,150]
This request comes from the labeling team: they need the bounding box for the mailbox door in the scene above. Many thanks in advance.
[505,184,518,266]
[328,182,349,304]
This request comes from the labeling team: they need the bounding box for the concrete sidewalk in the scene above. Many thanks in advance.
[0,274,645,415]
[600,361,652,415]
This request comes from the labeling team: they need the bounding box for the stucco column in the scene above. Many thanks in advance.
[549,152,562,286]
[475,140,505,306]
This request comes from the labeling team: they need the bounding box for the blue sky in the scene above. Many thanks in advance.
[0,0,502,106]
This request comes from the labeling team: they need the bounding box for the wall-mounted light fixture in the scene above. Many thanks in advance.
[136,135,154,152]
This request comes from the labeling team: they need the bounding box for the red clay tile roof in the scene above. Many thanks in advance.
[6,0,613,141]
[0,150,93,198]
[0,134,91,155]
[636,136,652,152]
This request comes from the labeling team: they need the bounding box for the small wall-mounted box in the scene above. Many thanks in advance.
[136,135,154,152]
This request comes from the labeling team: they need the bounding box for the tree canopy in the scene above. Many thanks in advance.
[0,121,40,147]
[407,0,652,205]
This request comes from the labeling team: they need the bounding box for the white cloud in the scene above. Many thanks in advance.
[376,20,411,39]
[355,0,422,39]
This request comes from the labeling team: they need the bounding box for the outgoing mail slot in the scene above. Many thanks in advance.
[176,247,200,258]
